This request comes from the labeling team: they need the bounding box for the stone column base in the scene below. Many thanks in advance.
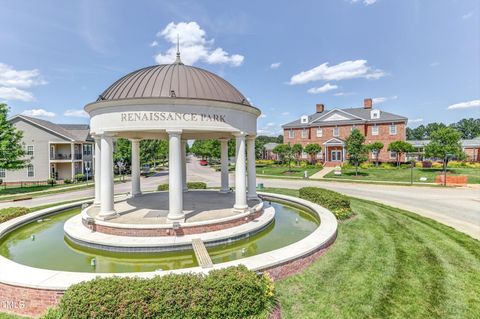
[96,211,118,221]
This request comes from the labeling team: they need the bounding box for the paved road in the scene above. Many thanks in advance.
[1,157,479,239]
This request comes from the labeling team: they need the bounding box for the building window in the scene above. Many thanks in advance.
[301,151,308,159]
[83,144,92,155]
[288,130,295,139]
[0,168,5,178]
[301,129,308,138]
[390,123,397,135]
[316,128,323,137]
[372,125,379,136]
[27,164,34,177]
[351,124,356,131]
[333,127,339,137]
[26,145,34,156]
[389,151,397,160]
[371,151,378,160]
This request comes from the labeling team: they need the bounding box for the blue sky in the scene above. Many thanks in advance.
[0,0,478,136]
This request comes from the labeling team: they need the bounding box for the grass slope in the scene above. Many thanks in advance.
[276,197,480,319]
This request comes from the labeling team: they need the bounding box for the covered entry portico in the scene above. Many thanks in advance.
[323,138,346,164]
[85,56,260,223]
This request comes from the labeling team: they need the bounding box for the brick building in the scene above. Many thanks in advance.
[282,98,408,166]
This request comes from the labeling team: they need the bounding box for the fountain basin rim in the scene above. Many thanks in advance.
[0,192,337,291]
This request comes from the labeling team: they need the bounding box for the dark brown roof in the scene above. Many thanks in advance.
[97,64,250,106]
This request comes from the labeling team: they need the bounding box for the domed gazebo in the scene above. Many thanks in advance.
[85,52,260,223]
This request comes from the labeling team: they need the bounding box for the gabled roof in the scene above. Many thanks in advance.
[408,138,480,148]
[323,137,345,145]
[9,115,92,142]
[282,107,407,128]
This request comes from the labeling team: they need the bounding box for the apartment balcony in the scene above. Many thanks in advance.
[50,153,82,161]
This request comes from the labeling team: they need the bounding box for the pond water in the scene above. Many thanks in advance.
[0,202,319,273]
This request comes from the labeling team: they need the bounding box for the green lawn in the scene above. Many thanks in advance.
[266,190,480,318]
[0,313,26,319]
[325,167,480,184]
[256,165,322,178]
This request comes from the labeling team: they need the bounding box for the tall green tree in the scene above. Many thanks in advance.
[113,138,131,164]
[0,104,28,171]
[366,141,384,167]
[291,143,303,165]
[424,127,465,167]
[449,118,480,139]
[345,129,368,176]
[388,141,415,167]
[272,143,293,168]
[304,143,322,164]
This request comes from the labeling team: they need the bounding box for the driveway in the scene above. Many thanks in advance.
[1,157,479,239]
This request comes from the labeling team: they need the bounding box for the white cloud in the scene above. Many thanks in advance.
[154,21,244,66]
[289,60,385,85]
[334,92,355,96]
[351,0,378,6]
[372,95,398,104]
[409,118,423,123]
[21,108,55,118]
[462,11,474,19]
[447,99,480,110]
[259,114,267,118]
[307,83,338,94]
[150,40,158,47]
[266,122,276,127]
[64,109,89,118]
[430,61,440,67]
[0,87,35,102]
[270,62,281,69]
[281,111,290,116]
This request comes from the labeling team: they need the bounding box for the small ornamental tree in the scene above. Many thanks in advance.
[345,129,368,176]
[304,143,322,164]
[366,141,384,166]
[388,141,415,167]
[291,143,303,165]
[424,127,465,169]
[0,103,28,170]
[272,144,292,166]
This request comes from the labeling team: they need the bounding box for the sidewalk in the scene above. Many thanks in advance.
[310,167,336,179]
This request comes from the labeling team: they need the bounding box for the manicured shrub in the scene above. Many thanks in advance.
[256,159,275,165]
[187,181,207,189]
[379,162,396,170]
[359,162,374,169]
[157,182,207,191]
[64,178,73,184]
[74,174,86,182]
[47,178,56,186]
[299,187,353,220]
[465,162,480,168]
[422,160,432,168]
[415,161,423,168]
[432,162,443,169]
[0,207,31,223]
[47,266,274,319]
[315,162,324,168]
[447,161,464,168]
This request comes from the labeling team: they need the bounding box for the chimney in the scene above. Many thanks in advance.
[316,103,325,113]
[364,98,373,109]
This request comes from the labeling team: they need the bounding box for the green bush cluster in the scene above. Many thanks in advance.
[0,207,31,223]
[74,174,86,182]
[43,266,275,319]
[299,187,353,220]
[157,182,207,191]
[64,178,73,184]
[46,178,56,186]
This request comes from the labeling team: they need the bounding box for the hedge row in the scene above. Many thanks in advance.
[157,182,207,191]
[0,207,31,223]
[299,187,353,220]
[42,266,275,319]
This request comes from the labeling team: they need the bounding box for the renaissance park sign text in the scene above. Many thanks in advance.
[121,112,226,123]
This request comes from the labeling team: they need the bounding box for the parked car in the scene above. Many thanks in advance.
[199,159,209,166]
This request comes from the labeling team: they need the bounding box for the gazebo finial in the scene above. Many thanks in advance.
[175,34,183,65]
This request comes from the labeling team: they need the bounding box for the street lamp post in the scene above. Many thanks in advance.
[85,167,91,186]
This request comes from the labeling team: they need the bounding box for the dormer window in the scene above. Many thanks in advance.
[371,109,380,119]
[300,115,308,124]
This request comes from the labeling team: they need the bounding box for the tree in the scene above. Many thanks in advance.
[407,125,427,140]
[304,143,322,164]
[291,143,303,165]
[366,141,384,167]
[345,129,368,176]
[0,103,28,171]
[272,144,293,168]
[113,138,131,165]
[387,141,415,167]
[450,118,480,139]
[424,127,465,167]
[140,140,168,168]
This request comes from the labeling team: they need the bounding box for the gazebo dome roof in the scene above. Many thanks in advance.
[97,62,250,106]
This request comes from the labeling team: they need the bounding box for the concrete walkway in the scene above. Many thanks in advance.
[1,156,478,239]
[310,167,336,179]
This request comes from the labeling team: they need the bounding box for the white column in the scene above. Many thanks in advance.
[247,136,257,199]
[167,130,184,222]
[181,139,188,192]
[70,143,75,178]
[93,136,101,206]
[219,139,230,193]
[342,147,346,162]
[98,134,116,220]
[130,138,141,197]
[234,132,248,212]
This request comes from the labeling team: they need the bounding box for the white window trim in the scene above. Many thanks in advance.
[0,168,6,178]
[26,145,34,156]
[333,127,340,137]
[389,151,397,159]
[27,164,34,177]
[316,128,323,137]
[83,144,93,155]
[372,124,379,136]
[288,130,295,138]
[390,123,397,135]
[301,129,308,138]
